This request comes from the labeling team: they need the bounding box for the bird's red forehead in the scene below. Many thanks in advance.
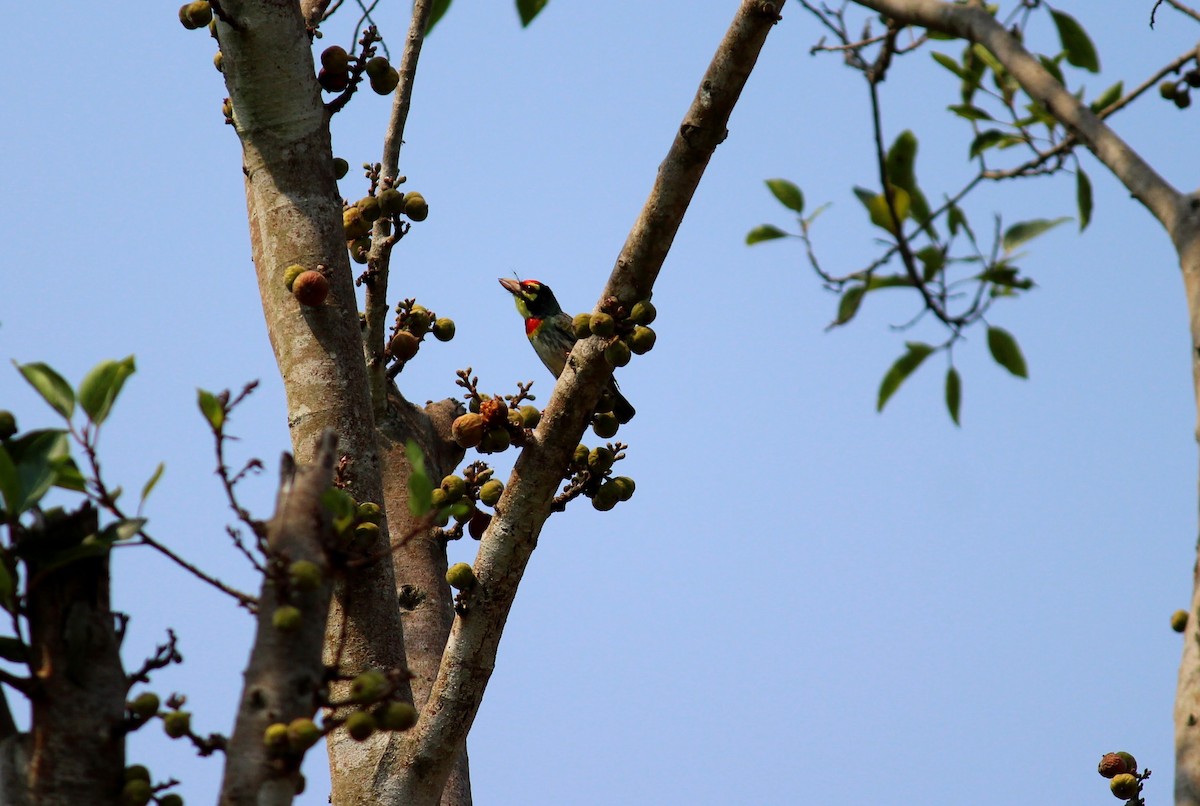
[522,279,542,289]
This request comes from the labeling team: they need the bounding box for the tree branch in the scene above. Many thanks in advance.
[853,0,1189,239]
[377,2,788,802]
[219,432,338,805]
[364,0,435,413]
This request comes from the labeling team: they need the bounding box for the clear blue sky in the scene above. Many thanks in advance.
[3,1,1198,803]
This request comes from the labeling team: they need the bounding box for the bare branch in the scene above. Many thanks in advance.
[364,0,436,412]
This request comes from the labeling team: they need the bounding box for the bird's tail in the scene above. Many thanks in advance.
[605,380,636,424]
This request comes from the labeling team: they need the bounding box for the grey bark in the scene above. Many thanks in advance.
[219,432,338,805]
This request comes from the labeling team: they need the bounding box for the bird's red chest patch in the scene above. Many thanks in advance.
[524,317,543,337]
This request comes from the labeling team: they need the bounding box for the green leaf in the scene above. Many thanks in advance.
[1051,10,1099,72]
[765,179,805,214]
[7,430,71,515]
[968,129,1005,158]
[931,52,966,79]
[1002,216,1070,252]
[78,356,135,426]
[197,389,225,432]
[865,274,915,290]
[1089,81,1123,113]
[986,327,1028,378]
[915,246,945,281]
[1076,169,1093,232]
[945,367,962,426]
[834,285,865,326]
[745,224,788,245]
[947,104,992,121]
[0,446,19,519]
[15,362,75,420]
[100,518,146,542]
[877,343,935,412]
[425,0,452,34]
[866,187,911,234]
[406,440,433,516]
[140,463,165,506]
[1038,54,1065,86]
[516,0,548,26]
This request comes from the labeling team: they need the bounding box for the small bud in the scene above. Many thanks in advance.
[343,206,370,239]
[478,479,504,507]
[592,481,621,511]
[604,340,631,368]
[159,795,184,806]
[350,669,389,703]
[479,428,511,453]
[432,318,456,341]
[121,779,154,806]
[611,476,636,501]
[354,522,381,545]
[213,51,223,72]
[124,765,151,783]
[357,502,383,524]
[288,560,323,592]
[129,692,161,720]
[1115,752,1137,774]
[628,326,656,355]
[371,67,400,95]
[479,397,509,428]
[321,45,350,73]
[1175,88,1192,109]
[389,331,420,362]
[263,722,289,750]
[587,446,614,474]
[446,562,477,591]
[346,710,377,741]
[452,413,486,448]
[404,192,429,221]
[592,412,619,439]
[589,312,616,337]
[282,264,307,291]
[468,510,492,539]
[430,487,448,510]
[378,701,419,731]
[318,67,350,93]
[273,605,303,632]
[178,1,213,30]
[357,195,382,223]
[292,271,330,307]
[1187,69,1200,88]
[287,717,322,751]
[1098,753,1129,779]
[349,236,371,265]
[364,57,391,80]
[572,444,589,468]
[378,188,405,215]
[163,711,191,739]
[406,305,432,336]
[1172,609,1189,633]
[1109,773,1138,800]
[519,405,541,428]
[572,313,593,339]
[629,300,657,325]
[1161,80,1180,99]
[333,158,350,179]
[441,475,467,502]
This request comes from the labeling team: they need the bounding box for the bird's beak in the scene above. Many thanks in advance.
[498,277,522,297]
